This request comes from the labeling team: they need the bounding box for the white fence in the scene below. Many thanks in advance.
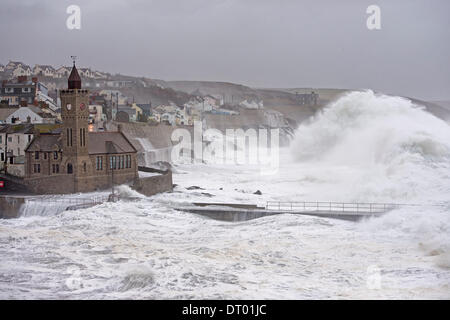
[266,201,400,214]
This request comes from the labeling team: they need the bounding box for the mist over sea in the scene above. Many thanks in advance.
[1,91,449,299]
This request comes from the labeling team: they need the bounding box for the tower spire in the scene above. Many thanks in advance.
[68,56,81,89]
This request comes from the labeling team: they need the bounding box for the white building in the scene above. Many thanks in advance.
[55,66,71,78]
[93,71,108,79]
[89,104,104,124]
[12,64,32,77]
[0,126,7,170]
[33,65,56,77]
[79,68,95,78]
[0,124,34,175]
[239,99,264,109]
[5,106,55,124]
[5,61,23,70]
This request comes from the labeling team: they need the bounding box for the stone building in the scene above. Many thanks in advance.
[23,63,138,194]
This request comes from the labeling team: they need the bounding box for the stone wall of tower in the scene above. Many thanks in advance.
[60,88,92,179]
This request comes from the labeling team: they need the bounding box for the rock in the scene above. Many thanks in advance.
[254,190,262,195]
[201,192,214,197]
[187,186,204,190]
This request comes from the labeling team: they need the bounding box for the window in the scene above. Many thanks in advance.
[67,163,73,174]
[110,156,117,169]
[96,156,103,170]
[0,136,2,144]
[1,153,4,161]
[83,162,87,172]
[34,151,39,159]
[53,152,58,160]
[8,137,12,142]
[56,164,59,173]
[80,128,86,147]
[44,152,47,160]
[33,164,40,173]
[28,135,31,143]
[5,87,13,93]
[17,136,20,143]
[22,87,31,93]
[127,155,132,168]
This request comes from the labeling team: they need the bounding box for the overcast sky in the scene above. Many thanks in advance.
[1,0,449,100]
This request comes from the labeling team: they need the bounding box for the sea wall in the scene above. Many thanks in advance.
[0,196,25,219]
[23,171,137,195]
[25,175,75,194]
[132,167,173,197]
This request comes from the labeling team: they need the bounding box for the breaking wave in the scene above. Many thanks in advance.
[290,90,450,265]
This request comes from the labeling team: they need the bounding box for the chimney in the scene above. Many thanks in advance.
[34,127,41,137]
[32,77,38,83]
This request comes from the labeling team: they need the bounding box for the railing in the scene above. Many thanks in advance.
[266,201,400,214]
[25,195,110,207]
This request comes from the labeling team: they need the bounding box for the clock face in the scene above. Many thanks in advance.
[80,103,86,110]
[66,103,72,110]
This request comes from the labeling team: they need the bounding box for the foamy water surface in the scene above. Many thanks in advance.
[1,91,449,299]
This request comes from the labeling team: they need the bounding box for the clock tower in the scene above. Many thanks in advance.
[60,59,91,177]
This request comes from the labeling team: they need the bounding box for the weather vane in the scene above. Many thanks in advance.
[70,55,77,66]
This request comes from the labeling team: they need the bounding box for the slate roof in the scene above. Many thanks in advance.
[25,129,137,155]
[0,108,19,121]
[35,65,55,70]
[88,131,137,155]
[0,123,35,134]
[25,134,61,152]
[68,65,81,89]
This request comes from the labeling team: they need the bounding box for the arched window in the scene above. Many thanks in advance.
[67,163,73,174]
[83,162,86,172]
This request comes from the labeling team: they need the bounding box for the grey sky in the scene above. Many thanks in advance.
[1,0,449,100]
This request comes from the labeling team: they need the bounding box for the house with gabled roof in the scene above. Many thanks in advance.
[33,65,56,77]
[55,66,71,78]
[6,61,24,70]
[12,64,32,77]
[79,67,95,78]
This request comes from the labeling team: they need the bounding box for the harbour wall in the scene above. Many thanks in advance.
[0,196,25,219]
